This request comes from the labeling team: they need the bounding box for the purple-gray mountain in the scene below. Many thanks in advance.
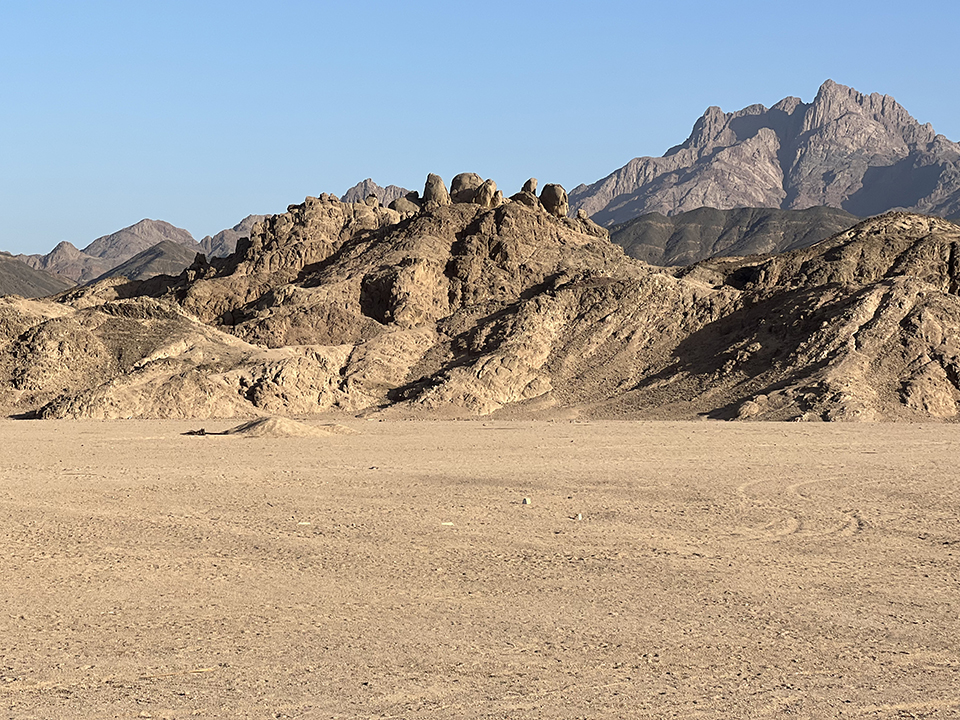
[570,80,960,225]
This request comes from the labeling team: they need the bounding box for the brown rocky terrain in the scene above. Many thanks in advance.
[609,206,860,266]
[3,173,960,423]
[571,80,960,225]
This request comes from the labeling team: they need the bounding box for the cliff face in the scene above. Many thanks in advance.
[571,80,960,225]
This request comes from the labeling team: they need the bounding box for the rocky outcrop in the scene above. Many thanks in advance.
[450,173,484,203]
[4,174,960,423]
[473,180,499,209]
[571,80,960,225]
[540,184,569,218]
[423,174,451,207]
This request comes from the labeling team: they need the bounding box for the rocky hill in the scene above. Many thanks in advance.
[341,179,409,206]
[81,218,198,260]
[571,80,960,225]
[17,219,200,284]
[3,173,960,422]
[610,206,860,266]
[89,240,203,284]
[0,253,74,298]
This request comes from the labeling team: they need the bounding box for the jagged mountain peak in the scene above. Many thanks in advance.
[572,81,960,225]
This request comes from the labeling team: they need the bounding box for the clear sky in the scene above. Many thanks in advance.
[2,0,959,254]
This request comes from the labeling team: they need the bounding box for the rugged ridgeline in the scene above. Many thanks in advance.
[0,253,74,298]
[610,206,860,266]
[341,179,410,206]
[2,173,960,422]
[17,219,201,284]
[571,80,960,225]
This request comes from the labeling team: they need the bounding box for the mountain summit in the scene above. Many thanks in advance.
[571,80,960,225]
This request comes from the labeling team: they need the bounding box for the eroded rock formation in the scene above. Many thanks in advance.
[4,175,960,423]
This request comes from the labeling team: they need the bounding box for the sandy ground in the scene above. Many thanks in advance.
[1,418,958,719]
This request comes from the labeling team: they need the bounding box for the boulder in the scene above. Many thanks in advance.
[389,191,423,217]
[522,178,538,194]
[540,184,569,218]
[450,173,484,203]
[423,174,451,207]
[510,191,541,209]
[474,180,499,209]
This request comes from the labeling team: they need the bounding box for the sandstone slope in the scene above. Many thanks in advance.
[571,80,960,225]
[4,174,960,422]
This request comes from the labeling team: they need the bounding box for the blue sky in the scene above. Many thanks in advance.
[2,0,959,254]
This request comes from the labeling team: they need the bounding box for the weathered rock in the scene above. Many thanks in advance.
[450,173,484,203]
[6,185,960,425]
[540,184,569,218]
[389,194,422,217]
[509,191,541,209]
[364,194,380,207]
[473,180,499,209]
[522,178,538,194]
[423,174,451,207]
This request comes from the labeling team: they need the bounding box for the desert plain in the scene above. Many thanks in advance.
[0,417,958,719]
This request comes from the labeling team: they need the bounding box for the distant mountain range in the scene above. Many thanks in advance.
[8,216,265,295]
[17,219,201,285]
[571,80,960,225]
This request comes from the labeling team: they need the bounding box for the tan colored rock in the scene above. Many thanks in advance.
[423,174,451,207]
[522,178,538,194]
[509,190,541,209]
[450,173,484,203]
[473,180,499,209]
[540,184,569,218]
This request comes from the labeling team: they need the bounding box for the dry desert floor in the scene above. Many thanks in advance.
[1,418,958,719]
